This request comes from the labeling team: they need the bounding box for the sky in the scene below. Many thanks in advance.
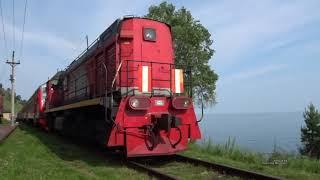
[0,0,319,113]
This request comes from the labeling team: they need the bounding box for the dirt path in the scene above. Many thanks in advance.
[0,125,17,144]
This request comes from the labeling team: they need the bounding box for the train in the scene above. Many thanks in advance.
[17,17,201,157]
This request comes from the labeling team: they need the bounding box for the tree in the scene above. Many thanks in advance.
[16,95,22,102]
[300,103,320,159]
[0,83,3,95]
[146,2,218,105]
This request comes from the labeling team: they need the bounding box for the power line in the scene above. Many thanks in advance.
[19,0,28,60]
[0,0,8,58]
[12,0,15,50]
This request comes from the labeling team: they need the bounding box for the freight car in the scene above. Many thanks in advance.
[18,17,201,157]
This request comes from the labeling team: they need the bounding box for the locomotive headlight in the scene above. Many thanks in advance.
[129,96,151,110]
[143,28,156,41]
[172,97,191,110]
[183,99,190,107]
[130,98,139,108]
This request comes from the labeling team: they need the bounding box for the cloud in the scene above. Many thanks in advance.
[1,20,78,59]
[24,31,77,52]
[0,20,81,98]
[191,0,320,67]
[223,64,287,82]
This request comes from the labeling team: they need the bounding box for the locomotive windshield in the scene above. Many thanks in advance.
[143,28,156,41]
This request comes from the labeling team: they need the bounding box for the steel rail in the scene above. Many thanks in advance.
[173,154,282,180]
[127,160,178,180]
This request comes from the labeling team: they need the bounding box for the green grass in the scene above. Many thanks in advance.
[182,137,320,180]
[0,125,243,180]
[0,118,10,125]
[0,125,147,180]
[1,125,320,179]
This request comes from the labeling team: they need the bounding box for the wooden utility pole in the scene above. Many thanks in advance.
[6,51,20,126]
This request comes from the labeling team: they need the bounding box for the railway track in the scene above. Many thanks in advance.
[127,154,282,180]
[18,124,283,180]
[127,160,177,180]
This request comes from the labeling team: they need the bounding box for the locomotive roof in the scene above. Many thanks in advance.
[122,16,171,29]
[65,17,170,74]
[50,71,65,80]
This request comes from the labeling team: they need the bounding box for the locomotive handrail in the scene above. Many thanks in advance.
[101,63,108,94]
[67,38,99,70]
[122,59,193,98]
[102,63,108,99]
[102,62,114,124]
[112,61,123,89]
[109,60,124,121]
[125,59,174,65]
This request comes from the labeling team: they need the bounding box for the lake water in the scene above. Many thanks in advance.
[198,112,304,154]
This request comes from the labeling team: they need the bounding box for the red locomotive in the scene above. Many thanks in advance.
[18,17,201,157]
